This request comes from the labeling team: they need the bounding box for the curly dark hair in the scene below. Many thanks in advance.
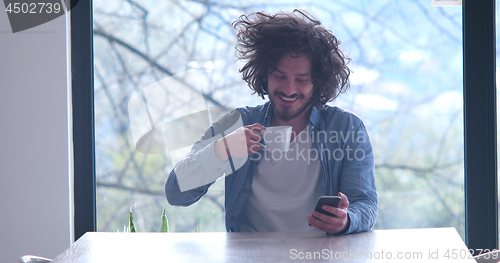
[232,10,351,106]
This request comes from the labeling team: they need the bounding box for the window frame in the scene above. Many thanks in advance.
[463,0,498,251]
[71,0,96,240]
[72,0,498,251]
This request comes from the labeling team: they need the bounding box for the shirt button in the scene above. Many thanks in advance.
[244,188,249,193]
[230,216,235,221]
[253,160,258,164]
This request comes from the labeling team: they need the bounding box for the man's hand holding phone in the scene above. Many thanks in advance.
[307,192,350,235]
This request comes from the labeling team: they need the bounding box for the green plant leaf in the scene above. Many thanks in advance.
[129,208,136,233]
[160,209,169,233]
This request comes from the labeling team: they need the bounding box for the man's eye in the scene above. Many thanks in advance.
[275,75,285,79]
[297,79,310,83]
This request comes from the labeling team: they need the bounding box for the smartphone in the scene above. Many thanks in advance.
[314,196,341,217]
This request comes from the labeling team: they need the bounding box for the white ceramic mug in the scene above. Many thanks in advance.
[262,126,292,152]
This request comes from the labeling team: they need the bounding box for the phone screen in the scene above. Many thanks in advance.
[314,196,341,217]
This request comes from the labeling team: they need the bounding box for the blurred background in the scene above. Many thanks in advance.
[92,0,465,237]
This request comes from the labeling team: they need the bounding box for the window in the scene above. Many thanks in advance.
[72,0,497,250]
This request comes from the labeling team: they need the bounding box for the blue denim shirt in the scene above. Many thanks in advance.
[165,102,377,234]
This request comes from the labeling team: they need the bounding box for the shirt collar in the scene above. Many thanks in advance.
[309,106,321,129]
[263,101,273,127]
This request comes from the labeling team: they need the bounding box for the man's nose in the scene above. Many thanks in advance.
[281,79,297,96]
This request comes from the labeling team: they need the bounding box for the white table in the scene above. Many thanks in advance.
[52,227,475,262]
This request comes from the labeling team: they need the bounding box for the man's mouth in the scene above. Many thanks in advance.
[280,95,298,102]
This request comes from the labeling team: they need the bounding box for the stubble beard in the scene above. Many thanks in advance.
[269,93,313,122]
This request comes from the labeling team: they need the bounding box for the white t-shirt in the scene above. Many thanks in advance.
[236,126,323,232]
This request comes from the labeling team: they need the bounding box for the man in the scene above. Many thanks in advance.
[165,10,377,235]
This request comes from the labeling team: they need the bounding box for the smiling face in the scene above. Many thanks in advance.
[267,52,314,123]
